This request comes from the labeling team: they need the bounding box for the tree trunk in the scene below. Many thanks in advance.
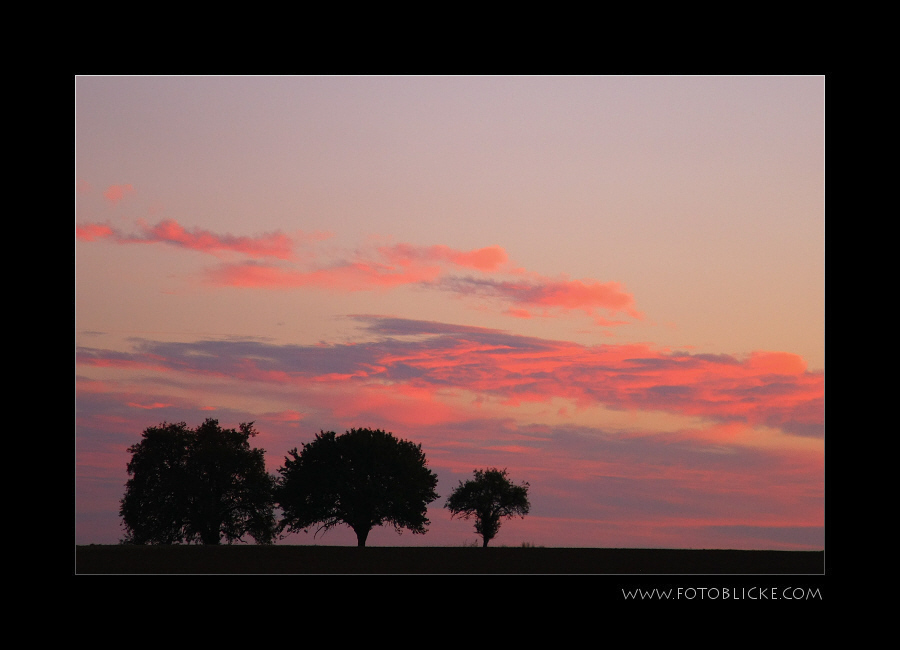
[482,537,489,548]
[355,527,369,547]
[202,524,221,545]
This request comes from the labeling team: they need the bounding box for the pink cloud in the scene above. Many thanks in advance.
[441,275,642,321]
[505,308,533,319]
[143,219,294,259]
[102,184,135,205]
[263,410,306,424]
[79,319,823,438]
[206,259,443,291]
[326,383,464,428]
[75,218,294,260]
[206,243,508,293]
[445,245,507,271]
[76,223,114,242]
[745,351,808,375]
[126,401,174,410]
[76,320,824,549]
[379,243,508,271]
[75,354,166,372]
[205,238,639,323]
[77,219,639,325]
[523,277,636,313]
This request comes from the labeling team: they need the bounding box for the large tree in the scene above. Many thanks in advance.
[276,428,439,547]
[120,419,276,545]
[445,468,531,547]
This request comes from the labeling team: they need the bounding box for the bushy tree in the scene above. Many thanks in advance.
[276,428,439,547]
[120,419,276,545]
[445,468,530,547]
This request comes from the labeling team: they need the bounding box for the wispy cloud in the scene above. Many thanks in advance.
[201,242,513,291]
[76,316,823,438]
[204,259,443,291]
[77,213,642,326]
[437,275,642,322]
[76,218,297,260]
[377,243,508,271]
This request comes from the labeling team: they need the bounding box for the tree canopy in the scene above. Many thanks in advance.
[445,468,531,547]
[120,419,276,545]
[276,428,440,546]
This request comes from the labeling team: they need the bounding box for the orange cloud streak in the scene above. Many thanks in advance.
[379,243,508,271]
[75,218,294,260]
[145,219,294,259]
[444,275,641,321]
[206,260,443,291]
[77,216,641,324]
[78,214,649,328]
[76,223,114,242]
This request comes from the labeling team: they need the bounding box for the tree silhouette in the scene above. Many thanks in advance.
[276,428,439,547]
[445,468,530,547]
[120,419,276,545]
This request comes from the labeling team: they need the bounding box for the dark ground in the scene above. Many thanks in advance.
[75,545,824,574]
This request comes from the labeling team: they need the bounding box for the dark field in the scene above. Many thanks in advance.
[75,545,824,574]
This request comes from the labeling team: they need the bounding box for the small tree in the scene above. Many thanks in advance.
[120,419,276,545]
[445,468,530,547]
[276,428,439,547]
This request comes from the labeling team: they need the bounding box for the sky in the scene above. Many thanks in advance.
[75,75,824,550]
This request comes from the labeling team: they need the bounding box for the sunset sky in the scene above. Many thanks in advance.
[75,76,824,549]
